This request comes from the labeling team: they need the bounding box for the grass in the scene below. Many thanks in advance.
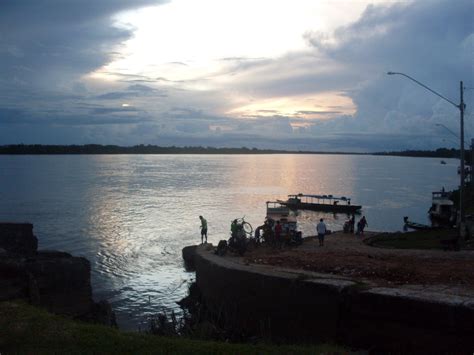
[365,229,458,250]
[0,301,346,354]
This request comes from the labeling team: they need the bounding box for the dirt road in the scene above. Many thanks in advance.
[244,232,474,293]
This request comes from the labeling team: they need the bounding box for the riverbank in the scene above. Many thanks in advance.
[245,231,474,290]
[0,301,344,354]
[187,232,474,352]
[0,223,345,353]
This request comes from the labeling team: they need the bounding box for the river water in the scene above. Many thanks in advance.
[0,154,458,329]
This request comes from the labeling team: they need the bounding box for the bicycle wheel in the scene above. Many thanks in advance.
[243,221,253,235]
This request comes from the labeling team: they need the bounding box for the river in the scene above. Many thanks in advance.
[0,154,458,329]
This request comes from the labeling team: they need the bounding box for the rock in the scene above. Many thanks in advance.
[182,245,198,271]
[81,300,117,327]
[26,251,93,316]
[0,257,29,301]
[0,223,115,327]
[0,223,38,256]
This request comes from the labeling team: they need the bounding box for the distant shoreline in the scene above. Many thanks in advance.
[0,144,461,159]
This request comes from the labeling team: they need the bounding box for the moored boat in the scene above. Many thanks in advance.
[428,190,455,224]
[403,216,432,230]
[280,193,361,214]
[264,201,302,245]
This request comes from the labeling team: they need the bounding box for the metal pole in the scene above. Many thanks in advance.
[387,72,467,239]
[459,81,465,238]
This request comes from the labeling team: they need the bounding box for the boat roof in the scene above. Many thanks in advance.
[288,193,351,201]
[432,199,454,206]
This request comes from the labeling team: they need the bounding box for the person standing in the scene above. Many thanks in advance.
[349,214,355,233]
[199,215,208,244]
[359,216,368,235]
[316,218,327,246]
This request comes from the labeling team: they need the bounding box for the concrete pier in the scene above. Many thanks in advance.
[187,242,474,352]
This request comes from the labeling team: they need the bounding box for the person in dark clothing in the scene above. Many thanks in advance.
[357,216,368,236]
[349,214,355,233]
[199,215,208,243]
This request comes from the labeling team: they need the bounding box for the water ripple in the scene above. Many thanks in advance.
[0,154,459,330]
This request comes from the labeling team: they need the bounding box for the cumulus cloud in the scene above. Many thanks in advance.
[0,0,473,151]
[0,0,166,88]
[294,0,473,150]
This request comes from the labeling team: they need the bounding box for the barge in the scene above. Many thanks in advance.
[280,193,362,214]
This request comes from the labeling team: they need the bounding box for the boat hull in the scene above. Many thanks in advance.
[281,201,361,214]
[404,221,432,230]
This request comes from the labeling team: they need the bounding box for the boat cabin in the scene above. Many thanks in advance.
[287,193,353,206]
[265,201,298,237]
[266,201,290,217]
[281,193,361,213]
[429,191,454,223]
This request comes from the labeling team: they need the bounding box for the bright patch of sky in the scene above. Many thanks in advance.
[95,0,397,125]
[108,0,369,75]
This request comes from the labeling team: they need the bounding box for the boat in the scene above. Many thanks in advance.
[266,200,291,218]
[403,217,432,230]
[265,201,301,244]
[280,193,362,214]
[440,160,446,165]
[428,190,455,224]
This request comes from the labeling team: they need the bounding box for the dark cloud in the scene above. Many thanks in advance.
[96,92,136,100]
[296,110,343,116]
[0,0,167,88]
[301,0,474,149]
[95,85,166,100]
[0,0,472,152]
[127,84,155,92]
[90,106,138,115]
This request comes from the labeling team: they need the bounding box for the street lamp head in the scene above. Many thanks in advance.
[387,71,395,75]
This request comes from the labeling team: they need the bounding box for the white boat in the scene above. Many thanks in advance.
[428,190,454,224]
[265,201,301,244]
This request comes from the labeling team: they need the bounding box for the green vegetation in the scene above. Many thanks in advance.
[366,229,458,250]
[374,147,462,159]
[0,144,349,155]
[0,144,465,158]
[0,301,345,354]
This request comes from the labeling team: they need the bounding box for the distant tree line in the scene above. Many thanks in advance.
[374,148,461,159]
[0,144,313,155]
[0,144,467,158]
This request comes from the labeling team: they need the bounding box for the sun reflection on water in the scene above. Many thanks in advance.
[0,154,458,330]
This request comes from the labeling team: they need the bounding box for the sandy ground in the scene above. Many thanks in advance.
[244,231,474,292]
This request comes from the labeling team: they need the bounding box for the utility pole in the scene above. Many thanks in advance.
[459,81,465,240]
[387,72,467,241]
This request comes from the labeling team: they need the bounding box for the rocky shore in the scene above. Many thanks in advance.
[0,223,115,326]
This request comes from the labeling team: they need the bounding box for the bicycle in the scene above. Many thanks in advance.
[234,216,253,236]
[228,217,253,255]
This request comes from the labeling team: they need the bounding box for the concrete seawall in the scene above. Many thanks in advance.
[191,244,474,352]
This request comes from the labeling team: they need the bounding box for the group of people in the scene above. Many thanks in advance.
[343,215,368,235]
[200,214,369,246]
[317,215,369,246]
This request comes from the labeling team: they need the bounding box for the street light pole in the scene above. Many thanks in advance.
[387,72,466,236]
[460,81,465,229]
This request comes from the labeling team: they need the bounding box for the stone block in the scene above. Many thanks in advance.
[182,245,198,271]
[26,251,93,316]
[0,223,37,256]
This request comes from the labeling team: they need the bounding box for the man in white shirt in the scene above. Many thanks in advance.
[316,218,327,246]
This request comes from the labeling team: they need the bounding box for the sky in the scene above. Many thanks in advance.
[0,0,473,152]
